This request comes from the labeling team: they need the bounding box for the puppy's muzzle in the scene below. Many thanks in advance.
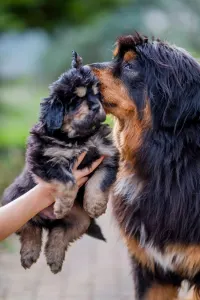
[88,94,101,112]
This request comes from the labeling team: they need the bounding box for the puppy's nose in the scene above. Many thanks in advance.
[88,94,100,111]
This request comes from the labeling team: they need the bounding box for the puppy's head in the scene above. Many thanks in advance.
[90,33,200,133]
[40,51,106,138]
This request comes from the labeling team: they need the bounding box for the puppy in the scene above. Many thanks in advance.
[2,52,118,274]
[91,33,200,299]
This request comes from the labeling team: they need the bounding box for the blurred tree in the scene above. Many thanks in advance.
[0,0,130,32]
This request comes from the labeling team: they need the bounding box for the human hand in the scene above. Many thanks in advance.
[73,152,104,188]
[37,153,104,218]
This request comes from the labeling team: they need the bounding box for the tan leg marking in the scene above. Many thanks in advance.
[84,169,109,218]
[166,245,200,277]
[121,231,155,272]
[145,284,178,300]
[53,181,78,219]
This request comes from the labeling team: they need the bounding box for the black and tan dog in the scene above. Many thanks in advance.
[91,33,200,299]
[2,52,118,274]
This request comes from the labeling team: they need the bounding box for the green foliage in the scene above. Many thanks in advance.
[0,148,24,195]
[0,0,130,32]
[0,84,45,146]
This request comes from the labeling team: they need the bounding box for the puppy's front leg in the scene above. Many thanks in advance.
[27,135,79,219]
[53,180,79,219]
[84,156,117,218]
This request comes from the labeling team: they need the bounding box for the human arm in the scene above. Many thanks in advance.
[0,153,104,241]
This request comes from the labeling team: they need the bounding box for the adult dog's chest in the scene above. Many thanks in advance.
[112,165,200,281]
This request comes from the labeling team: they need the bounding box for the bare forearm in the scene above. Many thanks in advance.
[0,185,54,241]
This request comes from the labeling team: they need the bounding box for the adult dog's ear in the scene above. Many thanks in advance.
[40,96,64,131]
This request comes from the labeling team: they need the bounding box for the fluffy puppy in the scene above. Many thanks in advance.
[2,52,118,274]
[91,33,200,299]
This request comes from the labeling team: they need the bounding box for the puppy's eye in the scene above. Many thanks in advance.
[68,98,82,112]
[75,86,87,98]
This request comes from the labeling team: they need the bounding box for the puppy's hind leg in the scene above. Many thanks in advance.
[45,206,90,274]
[20,222,42,269]
[45,226,67,274]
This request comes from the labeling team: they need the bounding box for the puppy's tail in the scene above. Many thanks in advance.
[86,219,106,242]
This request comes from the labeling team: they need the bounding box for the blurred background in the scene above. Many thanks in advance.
[1,0,200,195]
[0,1,200,299]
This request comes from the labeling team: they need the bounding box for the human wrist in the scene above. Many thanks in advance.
[34,184,55,208]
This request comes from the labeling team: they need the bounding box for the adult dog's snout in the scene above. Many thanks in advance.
[89,62,112,70]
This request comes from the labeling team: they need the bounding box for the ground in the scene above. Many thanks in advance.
[0,205,133,300]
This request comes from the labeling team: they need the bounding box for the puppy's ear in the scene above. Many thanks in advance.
[40,96,64,131]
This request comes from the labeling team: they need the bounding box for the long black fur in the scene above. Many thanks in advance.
[92,33,200,297]
[112,34,200,246]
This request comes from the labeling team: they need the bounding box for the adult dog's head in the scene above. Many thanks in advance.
[90,33,200,160]
[40,51,106,138]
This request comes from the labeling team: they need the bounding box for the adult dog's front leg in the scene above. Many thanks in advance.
[19,222,42,269]
[84,156,117,218]
[132,258,179,300]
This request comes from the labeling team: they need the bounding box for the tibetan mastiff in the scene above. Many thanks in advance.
[2,52,118,274]
[91,33,200,299]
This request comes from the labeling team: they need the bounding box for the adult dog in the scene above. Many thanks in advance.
[91,33,200,299]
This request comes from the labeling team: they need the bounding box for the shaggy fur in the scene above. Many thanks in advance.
[91,33,200,299]
[2,52,118,274]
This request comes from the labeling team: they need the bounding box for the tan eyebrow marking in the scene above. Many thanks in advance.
[123,50,136,62]
[113,45,119,57]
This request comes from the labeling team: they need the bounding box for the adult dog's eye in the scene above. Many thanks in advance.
[124,63,132,70]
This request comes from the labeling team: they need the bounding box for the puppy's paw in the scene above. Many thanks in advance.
[19,224,42,269]
[54,198,74,219]
[48,262,63,274]
[20,246,41,269]
[84,190,108,218]
[53,182,78,219]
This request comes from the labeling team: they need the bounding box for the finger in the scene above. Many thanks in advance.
[73,152,87,170]
[76,156,104,178]
[77,176,88,188]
